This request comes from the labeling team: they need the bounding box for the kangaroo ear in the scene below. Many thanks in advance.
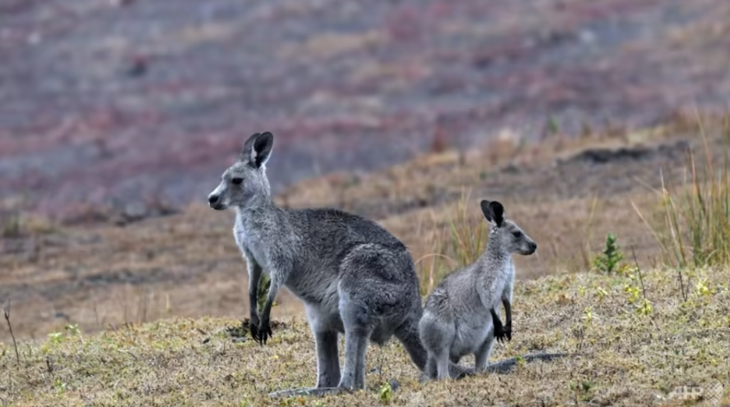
[480,200,494,223]
[242,132,274,169]
[489,201,505,226]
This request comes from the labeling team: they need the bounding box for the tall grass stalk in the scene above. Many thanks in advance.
[417,189,488,295]
[445,189,487,267]
[635,114,730,269]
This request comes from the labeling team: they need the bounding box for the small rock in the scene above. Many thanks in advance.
[125,56,148,78]
[123,201,148,220]
[502,161,520,174]
[53,311,70,320]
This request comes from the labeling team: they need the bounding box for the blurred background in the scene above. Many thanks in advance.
[2,0,730,340]
[2,0,729,222]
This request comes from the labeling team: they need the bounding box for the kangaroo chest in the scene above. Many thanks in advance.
[233,220,271,271]
[476,258,514,308]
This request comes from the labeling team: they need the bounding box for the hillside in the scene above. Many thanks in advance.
[2,0,730,221]
[4,0,730,404]
[1,113,727,343]
[2,114,730,405]
[2,264,728,406]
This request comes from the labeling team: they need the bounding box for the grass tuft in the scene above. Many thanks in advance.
[442,189,488,269]
[636,114,730,270]
[416,189,488,295]
[0,210,56,238]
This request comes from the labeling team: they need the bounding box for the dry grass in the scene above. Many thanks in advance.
[636,118,730,270]
[2,114,727,343]
[0,208,56,240]
[1,266,729,406]
[4,114,730,405]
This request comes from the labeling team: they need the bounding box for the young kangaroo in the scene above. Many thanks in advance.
[418,200,537,380]
[208,132,471,393]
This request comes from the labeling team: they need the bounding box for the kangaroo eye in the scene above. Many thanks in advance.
[512,231,522,238]
[231,178,243,185]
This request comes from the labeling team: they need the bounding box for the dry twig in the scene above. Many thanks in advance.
[3,300,21,365]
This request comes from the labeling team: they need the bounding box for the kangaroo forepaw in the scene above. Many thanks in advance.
[254,318,273,345]
[505,322,512,342]
[494,324,507,343]
[248,317,260,342]
[248,316,272,345]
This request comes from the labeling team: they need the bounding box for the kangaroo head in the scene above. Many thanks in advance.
[208,132,274,210]
[480,199,537,256]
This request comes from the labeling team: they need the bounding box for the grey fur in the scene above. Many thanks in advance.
[418,200,537,380]
[208,132,471,392]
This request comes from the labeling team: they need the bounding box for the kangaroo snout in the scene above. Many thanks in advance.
[522,241,537,255]
[208,193,225,210]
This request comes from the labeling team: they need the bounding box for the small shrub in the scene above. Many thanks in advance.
[593,233,624,274]
[694,277,712,297]
[48,332,64,345]
[1,213,22,237]
[594,287,609,301]
[53,378,68,394]
[379,381,394,404]
[620,265,653,315]
[1,211,56,238]
[569,380,595,402]
[581,306,594,325]
[637,298,653,315]
[623,283,641,304]
[65,323,81,336]
[545,115,560,136]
